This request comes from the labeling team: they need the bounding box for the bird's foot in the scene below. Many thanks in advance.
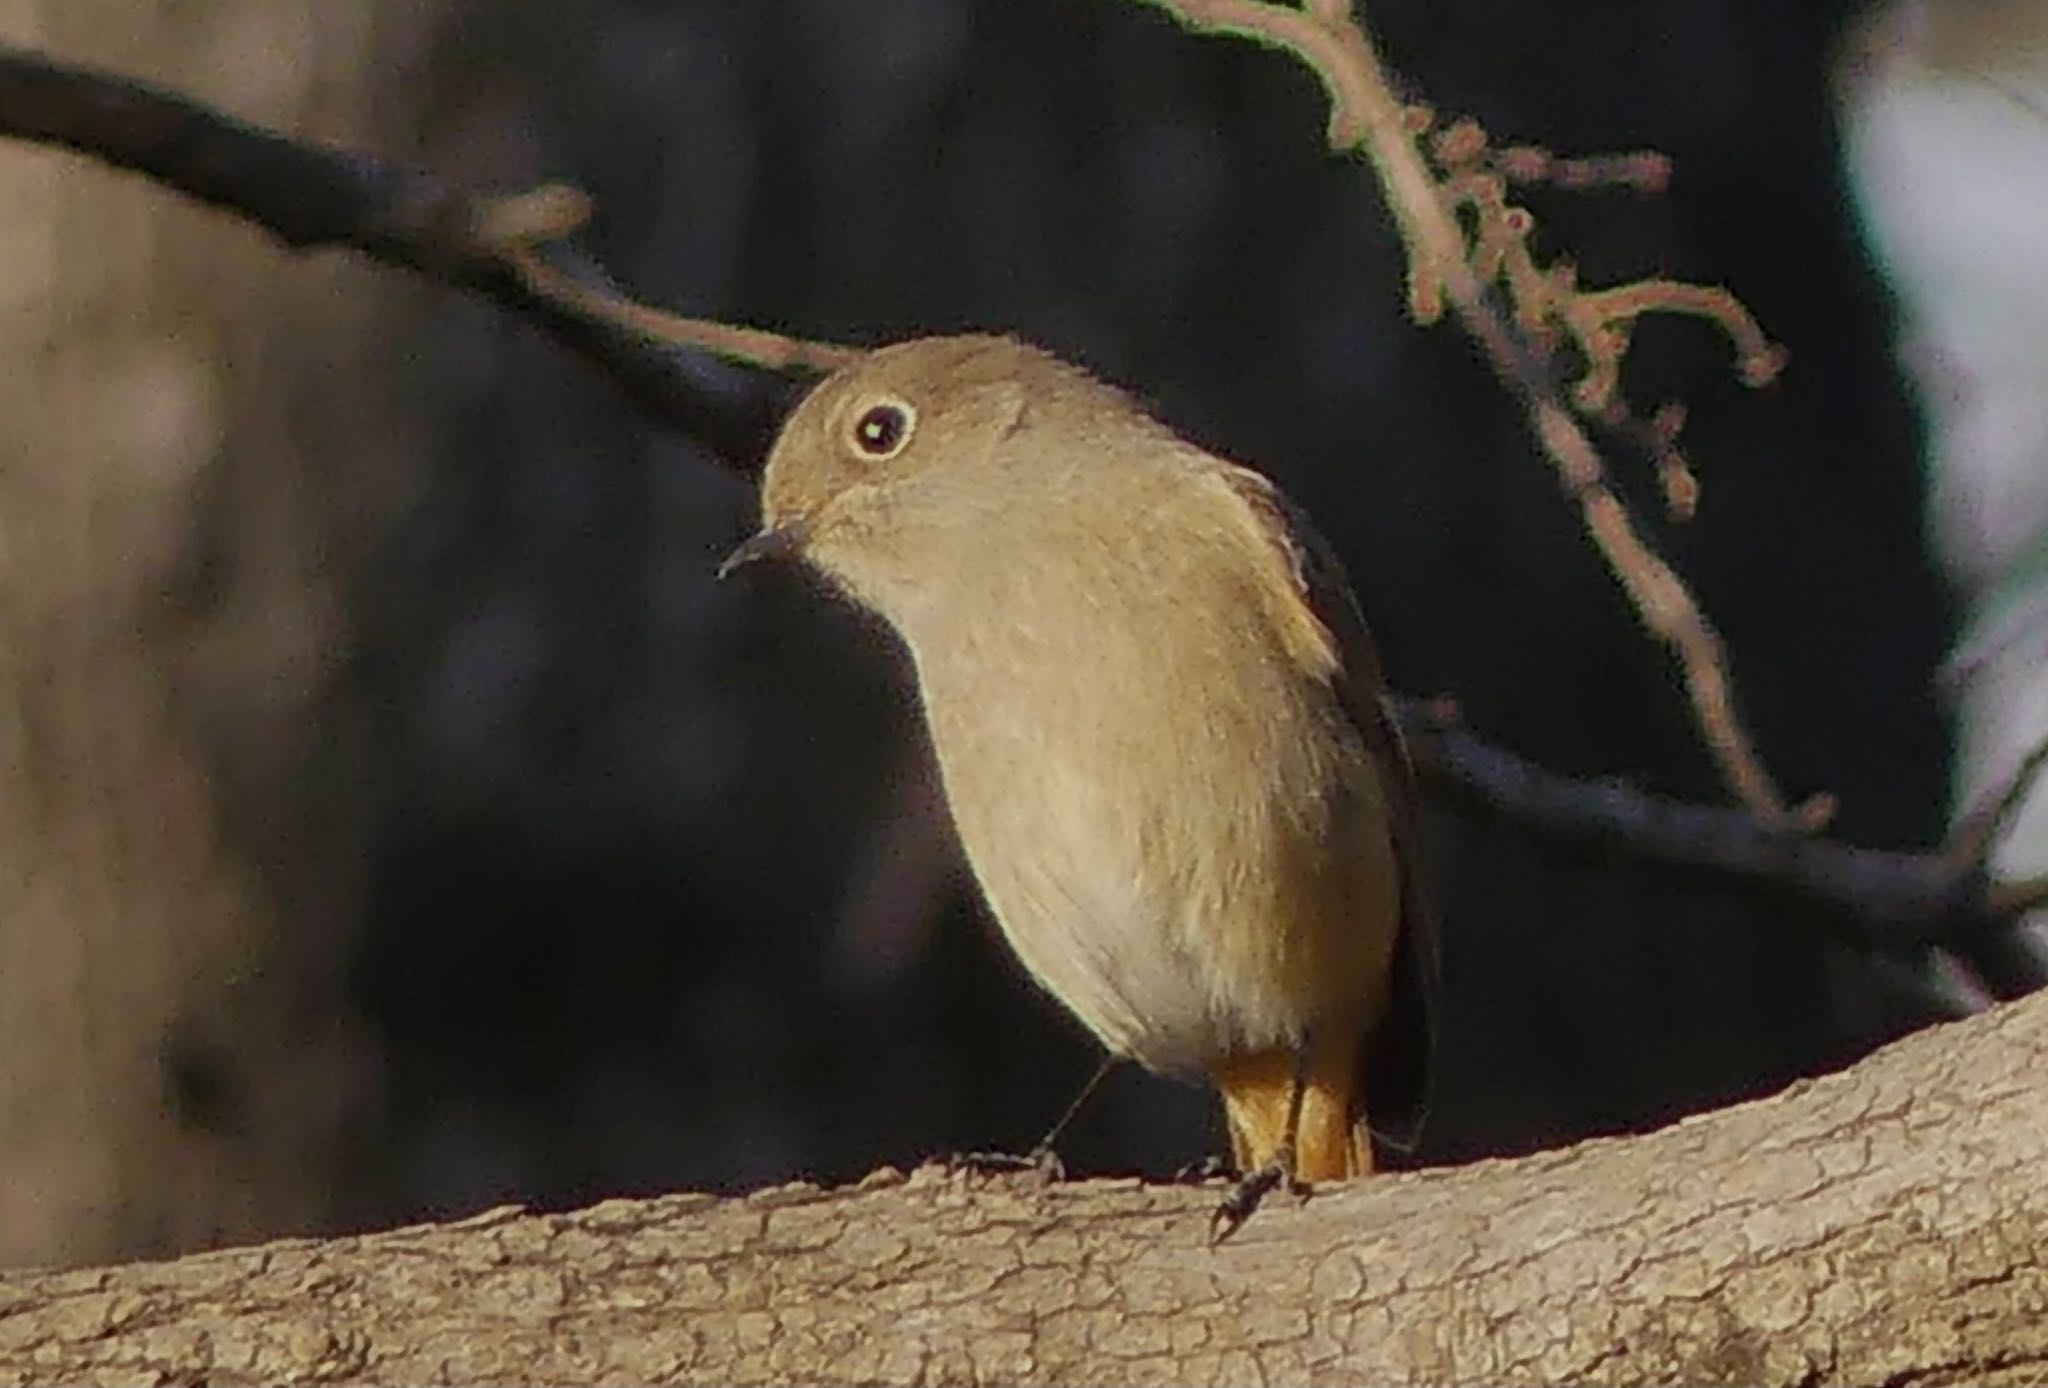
[946,1144,1066,1183]
[1172,1154,1233,1184]
[1209,1155,1309,1244]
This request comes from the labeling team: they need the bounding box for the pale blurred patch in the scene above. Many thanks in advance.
[1841,0,2048,956]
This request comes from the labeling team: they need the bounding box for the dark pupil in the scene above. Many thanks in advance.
[857,406,906,454]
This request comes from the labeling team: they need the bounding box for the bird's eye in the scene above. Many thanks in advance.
[851,400,914,459]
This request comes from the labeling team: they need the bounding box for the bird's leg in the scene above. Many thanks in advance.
[950,1053,1118,1180]
[1210,1036,1314,1243]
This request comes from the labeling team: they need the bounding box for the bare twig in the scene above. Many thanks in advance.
[1395,701,2035,977]
[1136,0,1812,829]
[1400,700,2048,1000]
[1950,735,2048,873]
[504,250,856,375]
[0,42,854,470]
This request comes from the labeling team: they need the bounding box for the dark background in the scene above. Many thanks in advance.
[339,0,1957,1225]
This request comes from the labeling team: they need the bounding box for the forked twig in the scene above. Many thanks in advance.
[1137,0,1815,829]
[0,43,845,465]
[1951,736,2048,876]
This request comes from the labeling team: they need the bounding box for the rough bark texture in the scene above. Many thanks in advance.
[1,992,2043,1387]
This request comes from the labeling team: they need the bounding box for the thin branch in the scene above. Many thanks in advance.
[1400,708,2039,990]
[0,42,854,471]
[1951,735,2048,871]
[1136,0,1812,830]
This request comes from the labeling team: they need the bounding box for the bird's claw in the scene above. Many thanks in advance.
[947,1145,1066,1182]
[1208,1157,1309,1244]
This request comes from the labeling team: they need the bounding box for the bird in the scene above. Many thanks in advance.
[721,333,1435,1231]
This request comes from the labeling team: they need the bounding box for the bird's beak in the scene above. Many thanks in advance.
[716,519,810,580]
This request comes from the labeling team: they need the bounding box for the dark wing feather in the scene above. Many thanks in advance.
[1224,466,1439,1157]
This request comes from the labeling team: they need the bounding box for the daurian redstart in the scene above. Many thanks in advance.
[723,335,1434,1225]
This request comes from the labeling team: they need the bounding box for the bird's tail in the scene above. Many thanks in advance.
[1211,1038,1374,1181]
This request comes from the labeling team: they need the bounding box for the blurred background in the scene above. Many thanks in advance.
[0,0,2001,1268]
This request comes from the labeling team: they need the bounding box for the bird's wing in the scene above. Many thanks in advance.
[1219,463,1439,1156]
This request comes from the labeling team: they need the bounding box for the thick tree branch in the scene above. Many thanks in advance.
[3,993,2045,1385]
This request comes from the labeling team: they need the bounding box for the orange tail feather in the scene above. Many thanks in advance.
[1209,1033,1373,1182]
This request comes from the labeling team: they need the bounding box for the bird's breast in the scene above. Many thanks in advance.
[899,546,1399,1072]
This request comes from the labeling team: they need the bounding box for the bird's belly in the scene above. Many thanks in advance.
[922,675,1396,1075]
[952,779,1218,1070]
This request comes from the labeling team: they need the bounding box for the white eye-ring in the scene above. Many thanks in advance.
[848,396,916,460]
